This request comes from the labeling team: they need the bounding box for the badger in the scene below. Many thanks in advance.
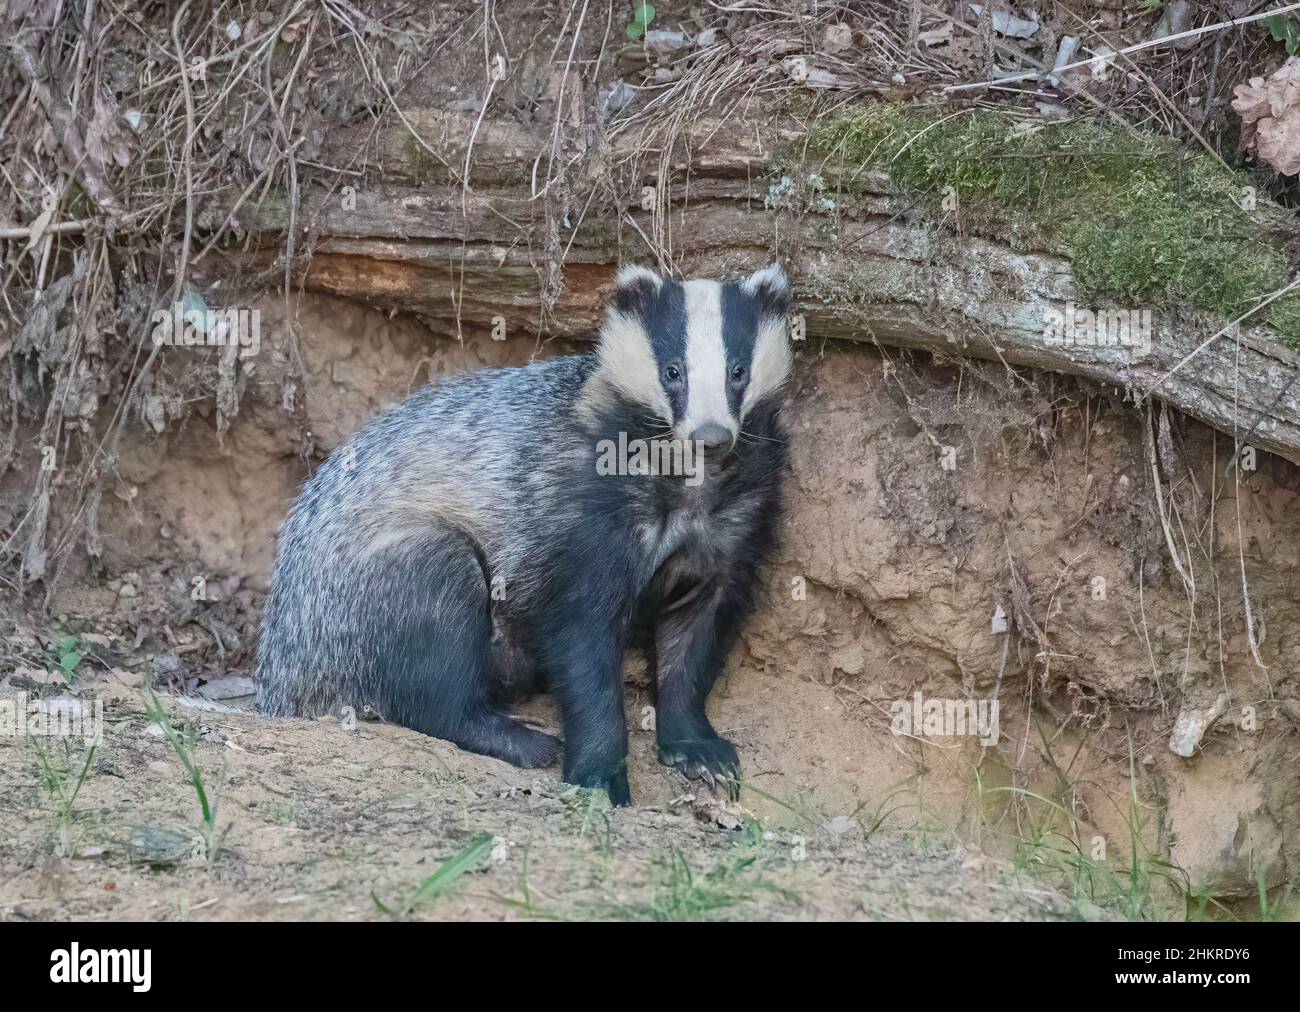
[255,264,792,804]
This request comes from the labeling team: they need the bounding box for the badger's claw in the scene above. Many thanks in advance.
[658,737,740,801]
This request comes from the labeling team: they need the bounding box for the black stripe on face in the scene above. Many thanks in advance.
[721,282,758,417]
[636,279,687,423]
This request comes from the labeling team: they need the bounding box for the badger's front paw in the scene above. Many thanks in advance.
[658,736,740,800]
[564,758,631,807]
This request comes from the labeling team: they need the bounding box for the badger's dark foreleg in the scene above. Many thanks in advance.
[653,577,746,799]
[543,624,631,807]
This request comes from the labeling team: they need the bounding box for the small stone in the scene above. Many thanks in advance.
[825,815,855,836]
[1168,695,1229,757]
[822,24,853,54]
[643,30,687,58]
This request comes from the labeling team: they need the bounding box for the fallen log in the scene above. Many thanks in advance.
[240,109,1300,464]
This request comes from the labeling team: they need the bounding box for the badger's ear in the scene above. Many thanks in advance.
[743,263,791,319]
[612,264,663,319]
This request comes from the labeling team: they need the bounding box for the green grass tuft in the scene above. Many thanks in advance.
[374,832,496,918]
[142,689,226,863]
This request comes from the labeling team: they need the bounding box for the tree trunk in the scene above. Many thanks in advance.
[243,110,1300,464]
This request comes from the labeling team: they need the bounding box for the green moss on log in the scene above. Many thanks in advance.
[807,105,1300,345]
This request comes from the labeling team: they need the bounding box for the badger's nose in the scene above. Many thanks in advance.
[690,423,734,450]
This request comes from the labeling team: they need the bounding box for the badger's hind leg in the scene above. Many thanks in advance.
[369,529,560,769]
[487,620,548,705]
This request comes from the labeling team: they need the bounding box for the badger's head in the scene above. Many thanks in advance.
[588,264,792,450]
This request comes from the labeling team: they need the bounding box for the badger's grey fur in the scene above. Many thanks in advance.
[256,264,792,804]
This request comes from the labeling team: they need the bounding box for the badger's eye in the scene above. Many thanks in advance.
[730,364,747,382]
[664,365,682,383]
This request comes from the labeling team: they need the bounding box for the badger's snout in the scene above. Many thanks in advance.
[690,422,735,451]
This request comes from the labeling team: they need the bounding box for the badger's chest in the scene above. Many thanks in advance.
[639,480,755,593]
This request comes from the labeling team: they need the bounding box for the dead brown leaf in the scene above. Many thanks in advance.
[1232,56,1300,176]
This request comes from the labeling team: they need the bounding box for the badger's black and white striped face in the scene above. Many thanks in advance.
[595,264,792,449]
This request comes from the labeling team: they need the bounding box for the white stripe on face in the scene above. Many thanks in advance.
[739,264,792,418]
[595,307,673,422]
[678,279,735,441]
[741,315,791,417]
